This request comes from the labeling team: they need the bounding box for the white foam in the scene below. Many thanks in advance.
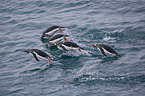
[102,36,116,42]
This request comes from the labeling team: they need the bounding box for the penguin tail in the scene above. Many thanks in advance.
[79,47,84,50]
[48,59,53,63]
[46,56,53,63]
[63,36,67,41]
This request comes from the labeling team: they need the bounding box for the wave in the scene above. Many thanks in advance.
[69,74,145,86]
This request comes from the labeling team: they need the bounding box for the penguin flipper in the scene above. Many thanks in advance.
[62,46,68,51]
[78,48,82,52]
[99,47,107,56]
[32,52,40,61]
[79,47,84,50]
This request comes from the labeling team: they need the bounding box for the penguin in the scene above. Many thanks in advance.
[91,44,119,57]
[41,26,65,38]
[22,49,53,63]
[48,34,69,45]
[51,37,84,52]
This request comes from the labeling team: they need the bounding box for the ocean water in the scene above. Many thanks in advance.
[0,0,145,96]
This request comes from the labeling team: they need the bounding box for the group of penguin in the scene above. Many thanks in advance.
[22,25,119,63]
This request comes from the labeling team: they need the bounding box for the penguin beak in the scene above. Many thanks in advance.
[50,44,55,46]
[21,50,26,52]
[58,28,62,33]
[91,45,95,47]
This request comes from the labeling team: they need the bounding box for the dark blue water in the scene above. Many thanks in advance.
[0,0,145,96]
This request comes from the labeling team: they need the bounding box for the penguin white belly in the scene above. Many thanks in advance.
[49,37,63,44]
[58,46,64,50]
[97,47,101,53]
[45,28,59,35]
[102,47,115,56]
[62,44,78,50]
[42,36,49,39]
[29,53,33,56]
[33,52,47,60]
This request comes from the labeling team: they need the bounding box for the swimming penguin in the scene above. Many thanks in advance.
[22,49,53,63]
[41,26,65,38]
[51,37,84,52]
[48,34,69,45]
[91,44,119,57]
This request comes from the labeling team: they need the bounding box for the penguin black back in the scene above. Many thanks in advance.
[44,26,60,33]
[49,34,64,41]
[63,41,84,50]
[30,49,49,57]
[97,44,118,55]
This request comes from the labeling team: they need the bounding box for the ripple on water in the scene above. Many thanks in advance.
[0,0,145,96]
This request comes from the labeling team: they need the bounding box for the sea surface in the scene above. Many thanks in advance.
[0,0,145,96]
